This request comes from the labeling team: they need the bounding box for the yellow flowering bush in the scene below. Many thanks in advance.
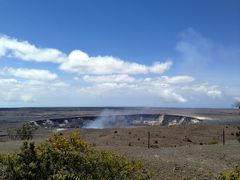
[0,132,150,180]
[218,166,240,180]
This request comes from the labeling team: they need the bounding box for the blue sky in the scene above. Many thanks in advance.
[0,0,239,107]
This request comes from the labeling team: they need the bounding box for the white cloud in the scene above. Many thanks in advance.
[176,28,240,72]
[0,78,34,102]
[80,74,224,103]
[0,33,234,107]
[0,78,69,103]
[176,28,213,64]
[78,83,187,103]
[0,35,66,63]
[81,74,189,103]
[234,97,240,101]
[0,78,18,85]
[0,67,58,81]
[0,35,172,75]
[161,75,194,84]
[83,74,135,83]
[149,61,172,74]
[60,50,172,75]
[157,89,187,103]
[185,84,222,99]
[0,73,222,105]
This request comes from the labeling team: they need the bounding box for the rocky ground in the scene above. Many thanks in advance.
[79,124,240,179]
[1,124,240,179]
[0,108,240,179]
[98,140,240,179]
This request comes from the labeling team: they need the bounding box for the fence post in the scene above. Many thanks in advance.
[222,128,225,145]
[148,132,150,148]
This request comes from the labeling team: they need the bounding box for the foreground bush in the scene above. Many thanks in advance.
[218,166,240,180]
[7,123,37,140]
[0,132,150,180]
[17,123,37,140]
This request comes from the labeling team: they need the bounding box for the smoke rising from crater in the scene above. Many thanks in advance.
[84,109,129,129]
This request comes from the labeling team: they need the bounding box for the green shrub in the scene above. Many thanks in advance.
[218,166,240,180]
[208,138,218,145]
[235,128,240,143]
[150,144,160,148]
[0,132,150,180]
[16,123,37,140]
[236,132,240,137]
[0,154,7,179]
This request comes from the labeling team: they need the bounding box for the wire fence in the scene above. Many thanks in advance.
[0,133,54,141]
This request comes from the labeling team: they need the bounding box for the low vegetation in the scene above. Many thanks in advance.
[150,144,159,148]
[218,166,240,180]
[0,132,150,180]
[208,138,218,145]
[236,127,240,143]
[16,123,37,140]
[7,123,37,140]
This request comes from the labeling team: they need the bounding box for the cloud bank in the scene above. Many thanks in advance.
[1,30,236,107]
[0,35,172,75]
[60,50,172,75]
[0,35,66,63]
[0,67,58,81]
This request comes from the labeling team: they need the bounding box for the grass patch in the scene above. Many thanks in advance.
[150,144,160,148]
[208,138,218,145]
